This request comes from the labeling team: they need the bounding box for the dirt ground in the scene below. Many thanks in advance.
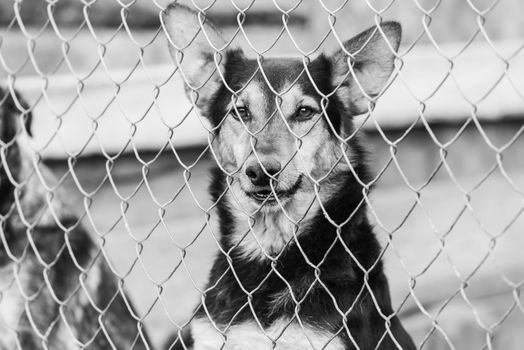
[43,149,524,349]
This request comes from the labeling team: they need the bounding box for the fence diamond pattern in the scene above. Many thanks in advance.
[0,0,523,349]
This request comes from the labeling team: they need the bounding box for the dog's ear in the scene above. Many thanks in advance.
[0,87,32,144]
[163,3,227,118]
[0,87,32,195]
[329,22,401,115]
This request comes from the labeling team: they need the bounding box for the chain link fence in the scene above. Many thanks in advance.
[1,0,524,349]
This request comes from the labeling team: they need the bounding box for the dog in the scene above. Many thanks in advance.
[0,87,151,349]
[163,3,416,350]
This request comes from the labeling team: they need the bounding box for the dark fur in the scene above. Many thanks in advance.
[0,87,151,349]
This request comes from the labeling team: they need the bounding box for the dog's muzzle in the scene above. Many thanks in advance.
[245,175,303,205]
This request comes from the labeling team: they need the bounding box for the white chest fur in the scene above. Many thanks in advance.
[191,318,345,350]
[229,191,320,261]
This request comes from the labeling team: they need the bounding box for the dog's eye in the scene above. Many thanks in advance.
[295,106,316,121]
[231,106,249,121]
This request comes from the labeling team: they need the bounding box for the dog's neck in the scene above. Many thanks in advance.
[209,163,373,266]
[224,188,320,261]
[202,164,385,329]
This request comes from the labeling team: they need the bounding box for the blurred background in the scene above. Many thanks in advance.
[1,0,524,348]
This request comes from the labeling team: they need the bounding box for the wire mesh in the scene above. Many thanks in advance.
[0,0,523,349]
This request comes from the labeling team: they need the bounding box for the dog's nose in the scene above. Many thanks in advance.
[245,160,281,187]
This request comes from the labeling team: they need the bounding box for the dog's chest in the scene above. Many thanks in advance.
[191,318,345,350]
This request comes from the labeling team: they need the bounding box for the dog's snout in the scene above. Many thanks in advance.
[245,160,281,187]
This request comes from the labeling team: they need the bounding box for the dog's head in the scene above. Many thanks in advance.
[163,4,400,215]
